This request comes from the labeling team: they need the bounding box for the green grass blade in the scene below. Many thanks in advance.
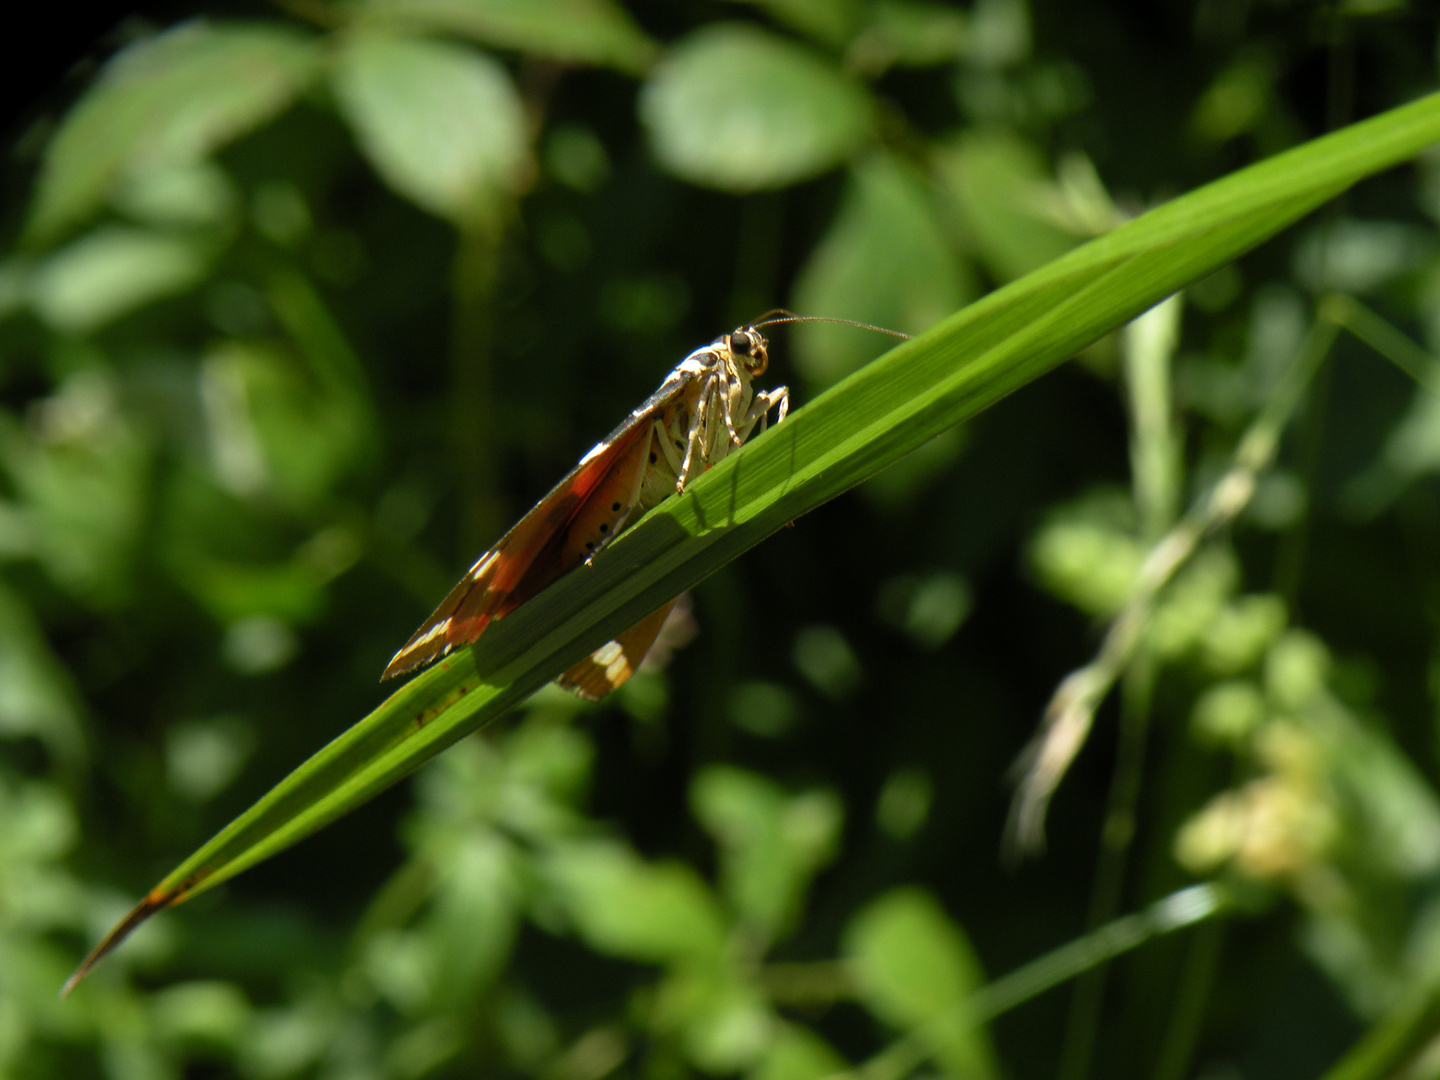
[65,90,1440,993]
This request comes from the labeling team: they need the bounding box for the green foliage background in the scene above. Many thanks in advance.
[5,1,1440,1078]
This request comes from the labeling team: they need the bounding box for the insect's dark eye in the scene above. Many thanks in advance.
[730,330,753,354]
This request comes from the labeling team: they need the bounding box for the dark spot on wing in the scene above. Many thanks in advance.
[612,502,621,512]
[599,523,609,534]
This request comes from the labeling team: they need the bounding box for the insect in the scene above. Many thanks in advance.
[383,318,796,698]
[58,316,902,999]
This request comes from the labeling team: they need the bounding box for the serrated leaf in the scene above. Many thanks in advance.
[63,90,1440,995]
[793,151,972,387]
[28,22,318,244]
[844,888,995,1078]
[350,0,658,73]
[542,840,728,964]
[331,31,528,223]
[640,24,873,191]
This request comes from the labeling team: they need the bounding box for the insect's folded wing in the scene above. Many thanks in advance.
[445,494,578,639]
[381,421,653,681]
[557,598,681,700]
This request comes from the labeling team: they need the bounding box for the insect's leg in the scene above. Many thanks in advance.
[708,381,731,460]
[655,416,687,478]
[721,373,744,445]
[734,386,790,442]
[676,381,714,492]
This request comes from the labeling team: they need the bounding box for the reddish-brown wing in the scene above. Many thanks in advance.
[381,416,657,681]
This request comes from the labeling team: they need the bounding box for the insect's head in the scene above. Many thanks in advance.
[728,326,770,376]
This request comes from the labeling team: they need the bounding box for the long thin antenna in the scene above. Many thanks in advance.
[752,310,912,341]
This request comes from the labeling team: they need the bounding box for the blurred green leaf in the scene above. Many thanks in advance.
[0,374,149,605]
[640,24,873,191]
[1149,546,1241,659]
[156,468,341,627]
[727,680,801,738]
[1318,986,1440,1080]
[875,570,972,650]
[1198,593,1288,674]
[1265,629,1331,711]
[793,152,973,387]
[934,130,1081,282]
[724,0,863,47]
[658,963,774,1072]
[66,90,1440,990]
[112,161,240,229]
[416,831,520,1002]
[1191,52,1275,145]
[168,552,329,624]
[875,767,934,839]
[1293,218,1434,294]
[200,337,369,509]
[349,0,658,73]
[28,227,215,334]
[0,779,78,869]
[240,990,335,1076]
[542,839,728,964]
[962,0,1031,67]
[1029,491,1145,615]
[27,21,319,243]
[1373,362,1440,479]
[792,623,861,696]
[1207,663,1440,1012]
[497,720,594,832]
[1322,705,1440,881]
[844,887,995,1078]
[166,717,256,802]
[331,31,528,224]
[221,615,300,674]
[411,733,507,828]
[0,582,87,767]
[691,766,841,939]
[1190,679,1268,746]
[361,927,440,1012]
[749,1022,849,1080]
[851,0,970,70]
[150,981,253,1048]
